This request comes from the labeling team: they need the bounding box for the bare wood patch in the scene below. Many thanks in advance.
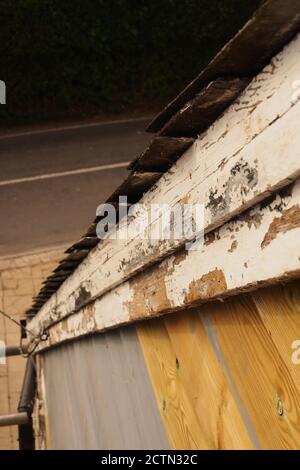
[126,264,172,321]
[184,269,227,305]
[261,205,300,249]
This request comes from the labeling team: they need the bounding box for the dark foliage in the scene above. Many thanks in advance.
[0,0,261,125]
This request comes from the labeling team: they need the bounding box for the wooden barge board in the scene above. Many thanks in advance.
[147,0,300,133]
[159,78,249,138]
[27,32,300,342]
[26,3,300,316]
[29,175,300,350]
[128,137,194,172]
[27,1,300,317]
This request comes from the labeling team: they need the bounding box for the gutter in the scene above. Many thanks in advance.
[4,345,23,357]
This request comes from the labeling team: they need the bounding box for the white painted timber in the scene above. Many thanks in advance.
[30,177,300,350]
[28,32,300,341]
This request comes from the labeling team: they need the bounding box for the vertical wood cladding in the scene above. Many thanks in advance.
[137,280,300,449]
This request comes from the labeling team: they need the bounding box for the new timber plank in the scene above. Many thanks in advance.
[147,0,300,132]
[202,296,300,449]
[137,312,254,449]
[137,318,209,449]
[251,279,300,391]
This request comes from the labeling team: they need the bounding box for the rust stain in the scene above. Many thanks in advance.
[126,263,172,321]
[184,269,227,305]
[261,205,300,249]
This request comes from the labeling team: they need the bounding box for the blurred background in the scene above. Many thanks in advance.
[0,0,260,127]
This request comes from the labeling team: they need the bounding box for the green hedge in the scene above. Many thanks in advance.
[0,0,261,125]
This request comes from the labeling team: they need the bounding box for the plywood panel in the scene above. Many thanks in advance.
[204,295,300,449]
[137,313,254,449]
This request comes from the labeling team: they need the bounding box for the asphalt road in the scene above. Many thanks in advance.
[0,117,152,256]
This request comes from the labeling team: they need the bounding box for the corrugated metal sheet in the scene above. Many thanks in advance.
[41,326,169,450]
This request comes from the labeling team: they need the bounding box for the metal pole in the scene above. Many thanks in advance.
[5,345,22,357]
[0,412,28,427]
[18,358,36,450]
[0,344,28,358]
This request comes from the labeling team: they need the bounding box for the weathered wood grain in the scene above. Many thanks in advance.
[28,31,300,333]
[29,45,300,330]
[160,78,249,137]
[65,237,99,254]
[128,137,194,172]
[29,176,300,350]
[108,172,162,204]
[26,31,300,347]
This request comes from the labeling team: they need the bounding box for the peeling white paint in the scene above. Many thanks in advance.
[28,32,300,347]
[31,178,300,351]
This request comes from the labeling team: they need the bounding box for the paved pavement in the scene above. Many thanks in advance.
[0,246,66,450]
[0,117,152,256]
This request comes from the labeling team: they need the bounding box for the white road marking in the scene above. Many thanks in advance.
[0,116,152,140]
[0,161,130,187]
